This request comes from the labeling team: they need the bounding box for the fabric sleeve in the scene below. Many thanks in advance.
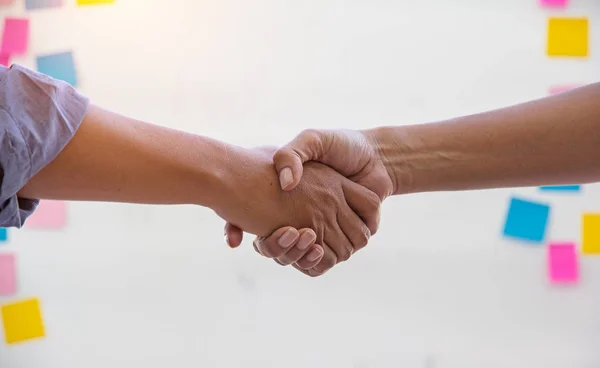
[0,64,90,228]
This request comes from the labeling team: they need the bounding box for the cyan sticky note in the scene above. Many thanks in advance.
[540,185,581,192]
[548,242,578,284]
[26,0,63,10]
[503,197,550,243]
[0,228,7,242]
[1,18,29,55]
[36,52,77,86]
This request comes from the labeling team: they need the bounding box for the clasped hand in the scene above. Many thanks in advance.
[217,130,395,277]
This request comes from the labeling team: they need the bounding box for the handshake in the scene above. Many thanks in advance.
[216,128,397,277]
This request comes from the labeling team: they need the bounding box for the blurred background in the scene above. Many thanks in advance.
[1,0,600,367]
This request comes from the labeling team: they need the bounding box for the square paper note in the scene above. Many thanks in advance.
[1,18,29,55]
[548,243,578,284]
[547,17,588,57]
[503,197,550,243]
[25,200,67,229]
[0,53,9,67]
[2,298,45,344]
[0,254,16,296]
[77,0,115,4]
[37,52,78,86]
[26,0,63,10]
[549,85,580,95]
[540,185,581,192]
[540,0,568,8]
[583,214,600,254]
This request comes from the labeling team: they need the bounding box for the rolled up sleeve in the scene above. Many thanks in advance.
[0,64,89,228]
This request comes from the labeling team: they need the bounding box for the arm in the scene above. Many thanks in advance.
[238,82,600,271]
[268,82,600,196]
[19,104,234,211]
[374,82,600,194]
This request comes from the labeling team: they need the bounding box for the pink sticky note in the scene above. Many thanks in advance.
[25,200,67,229]
[0,253,16,296]
[1,18,29,55]
[540,0,568,7]
[548,243,579,284]
[0,53,9,66]
[549,85,580,95]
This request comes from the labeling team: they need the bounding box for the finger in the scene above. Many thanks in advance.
[273,129,332,191]
[253,227,300,258]
[336,202,371,254]
[342,180,381,236]
[224,223,244,248]
[295,244,325,270]
[309,241,338,276]
[276,229,317,265]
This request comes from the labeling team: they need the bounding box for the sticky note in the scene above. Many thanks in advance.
[0,53,9,66]
[540,0,568,8]
[37,52,77,87]
[25,200,67,229]
[548,243,578,284]
[0,254,16,296]
[2,298,45,344]
[26,0,63,10]
[549,85,580,95]
[1,18,29,55]
[0,228,7,242]
[582,214,600,254]
[0,0,15,5]
[540,185,581,192]
[503,197,550,243]
[547,17,588,57]
[77,0,115,5]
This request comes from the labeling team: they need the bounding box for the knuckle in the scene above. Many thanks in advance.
[336,243,354,262]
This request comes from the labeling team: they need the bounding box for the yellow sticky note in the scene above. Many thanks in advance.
[2,298,46,344]
[77,0,115,5]
[547,17,588,57]
[582,214,600,254]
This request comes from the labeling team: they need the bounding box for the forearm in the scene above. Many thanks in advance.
[18,105,234,210]
[371,82,600,195]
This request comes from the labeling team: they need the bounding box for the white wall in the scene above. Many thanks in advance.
[1,0,600,367]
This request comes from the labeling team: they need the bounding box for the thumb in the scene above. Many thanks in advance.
[224,222,244,248]
[273,129,331,191]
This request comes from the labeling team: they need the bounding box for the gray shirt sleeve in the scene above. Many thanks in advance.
[0,64,90,228]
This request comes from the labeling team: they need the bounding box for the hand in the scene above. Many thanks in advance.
[216,146,380,276]
[226,225,325,271]
[273,129,395,199]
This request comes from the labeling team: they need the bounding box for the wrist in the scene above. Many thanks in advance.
[364,126,412,196]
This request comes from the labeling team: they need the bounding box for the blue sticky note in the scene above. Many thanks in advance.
[26,0,63,10]
[503,197,550,243]
[36,52,77,87]
[0,228,7,242]
[540,185,581,192]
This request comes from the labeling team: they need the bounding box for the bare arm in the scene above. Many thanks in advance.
[267,82,600,198]
[374,82,600,194]
[18,105,232,210]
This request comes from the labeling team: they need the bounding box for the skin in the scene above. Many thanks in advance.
[229,82,600,275]
[17,105,381,276]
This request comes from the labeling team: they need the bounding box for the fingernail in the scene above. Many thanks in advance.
[306,247,323,262]
[297,231,316,251]
[279,167,293,189]
[225,234,233,248]
[278,229,298,248]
